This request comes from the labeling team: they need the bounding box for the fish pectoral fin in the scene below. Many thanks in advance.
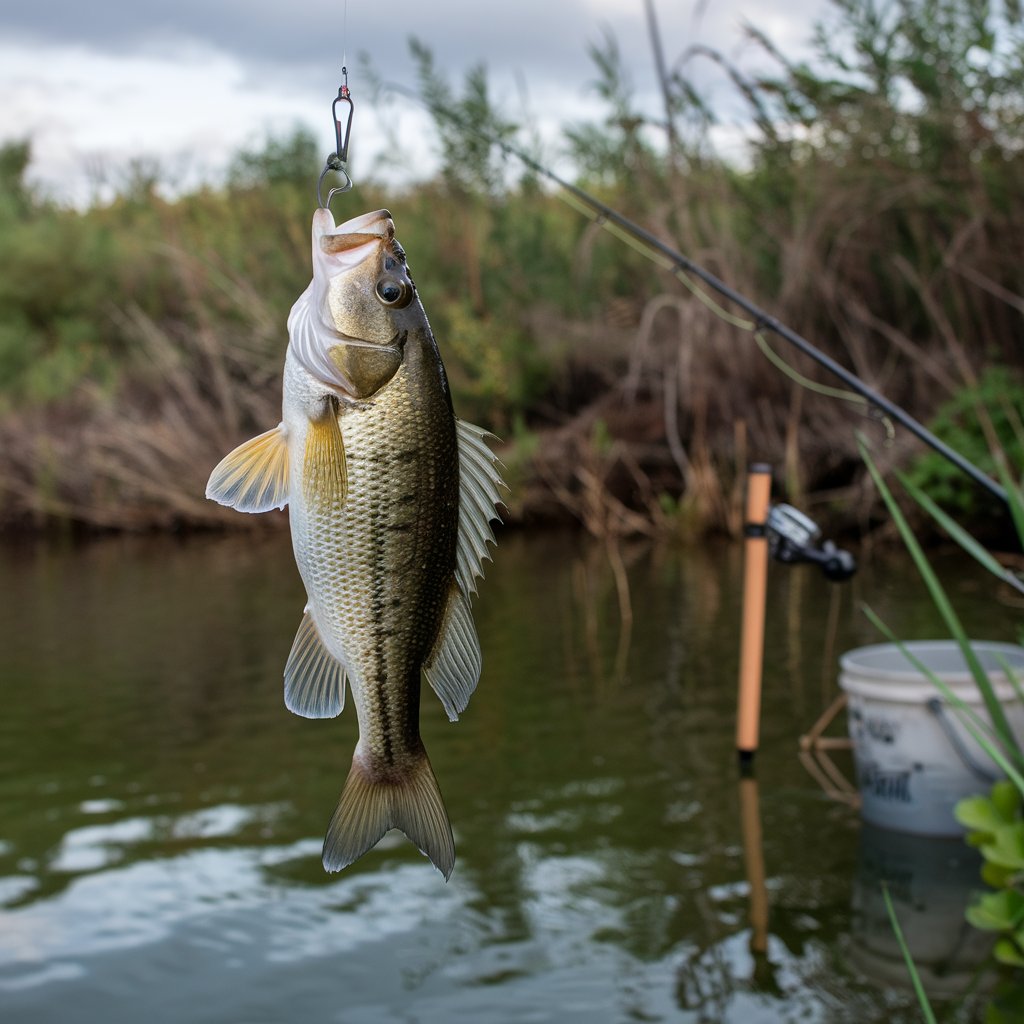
[423,582,482,722]
[302,406,348,510]
[284,610,347,719]
[455,419,506,597]
[206,424,290,513]
[323,747,455,881]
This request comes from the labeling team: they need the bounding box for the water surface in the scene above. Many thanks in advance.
[0,529,1018,1022]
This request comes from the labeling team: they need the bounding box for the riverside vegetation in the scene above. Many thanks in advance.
[0,0,1021,538]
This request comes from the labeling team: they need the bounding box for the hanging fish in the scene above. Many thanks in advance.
[206,207,504,880]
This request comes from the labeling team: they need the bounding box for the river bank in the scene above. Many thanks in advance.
[1,7,1021,539]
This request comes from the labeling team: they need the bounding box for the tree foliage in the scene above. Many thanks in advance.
[0,5,1021,533]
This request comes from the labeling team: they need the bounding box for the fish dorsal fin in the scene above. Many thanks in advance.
[455,419,505,598]
[284,609,347,719]
[206,424,290,513]
[423,583,482,722]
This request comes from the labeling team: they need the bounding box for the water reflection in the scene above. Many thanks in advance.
[0,531,1019,1022]
[849,824,991,1001]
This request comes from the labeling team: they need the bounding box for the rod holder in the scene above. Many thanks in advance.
[736,463,772,762]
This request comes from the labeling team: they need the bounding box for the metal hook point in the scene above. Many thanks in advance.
[317,161,354,210]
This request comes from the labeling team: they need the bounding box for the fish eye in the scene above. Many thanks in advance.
[375,277,414,308]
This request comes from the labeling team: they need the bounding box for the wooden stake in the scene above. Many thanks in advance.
[736,463,772,763]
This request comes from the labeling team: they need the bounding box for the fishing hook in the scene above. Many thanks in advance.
[317,68,355,209]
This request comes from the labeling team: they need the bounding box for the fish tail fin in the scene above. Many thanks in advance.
[322,747,455,881]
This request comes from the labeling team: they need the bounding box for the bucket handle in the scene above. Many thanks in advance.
[926,698,1001,784]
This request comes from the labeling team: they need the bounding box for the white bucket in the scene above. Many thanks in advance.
[839,641,1024,836]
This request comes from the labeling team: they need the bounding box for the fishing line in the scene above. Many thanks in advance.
[565,173,890,436]
[379,80,1010,509]
[341,0,348,74]
[753,331,869,407]
[556,153,754,333]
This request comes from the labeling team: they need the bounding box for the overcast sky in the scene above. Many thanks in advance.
[1,0,833,203]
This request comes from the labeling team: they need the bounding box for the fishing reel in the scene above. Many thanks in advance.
[766,504,856,582]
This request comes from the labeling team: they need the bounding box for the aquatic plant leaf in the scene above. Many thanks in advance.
[982,860,1015,890]
[966,889,1024,931]
[881,884,938,1024]
[992,779,1023,821]
[206,424,290,512]
[981,823,1024,872]
[454,419,505,598]
[987,976,1024,1024]
[995,938,1024,969]
[956,782,1020,834]
[956,795,1004,834]
[424,582,482,722]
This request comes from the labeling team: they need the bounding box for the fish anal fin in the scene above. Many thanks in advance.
[455,419,506,597]
[424,582,481,722]
[284,610,347,719]
[206,424,289,513]
[322,747,455,881]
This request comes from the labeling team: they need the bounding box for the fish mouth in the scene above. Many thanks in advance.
[314,208,396,270]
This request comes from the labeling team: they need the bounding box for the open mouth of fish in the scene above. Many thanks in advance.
[316,207,397,271]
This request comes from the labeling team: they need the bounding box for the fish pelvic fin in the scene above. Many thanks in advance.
[284,609,347,718]
[322,747,455,881]
[205,424,289,512]
[455,419,506,598]
[424,581,481,722]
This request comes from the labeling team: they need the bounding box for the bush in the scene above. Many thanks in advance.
[905,366,1024,517]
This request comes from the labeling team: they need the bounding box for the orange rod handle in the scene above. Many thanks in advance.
[736,464,772,757]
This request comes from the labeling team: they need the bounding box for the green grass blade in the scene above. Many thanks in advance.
[895,469,1024,597]
[996,653,1024,709]
[882,883,938,1024]
[993,457,1024,547]
[859,437,1020,757]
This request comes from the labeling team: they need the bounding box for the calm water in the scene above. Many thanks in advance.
[0,529,1019,1023]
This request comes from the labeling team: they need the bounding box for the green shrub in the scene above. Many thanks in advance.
[905,367,1024,517]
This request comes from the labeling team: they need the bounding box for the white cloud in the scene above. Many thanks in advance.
[0,1,832,203]
[2,41,321,202]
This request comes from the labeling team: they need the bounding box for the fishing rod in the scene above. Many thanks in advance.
[380,81,1010,510]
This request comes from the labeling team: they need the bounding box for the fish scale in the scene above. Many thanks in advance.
[287,339,460,793]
